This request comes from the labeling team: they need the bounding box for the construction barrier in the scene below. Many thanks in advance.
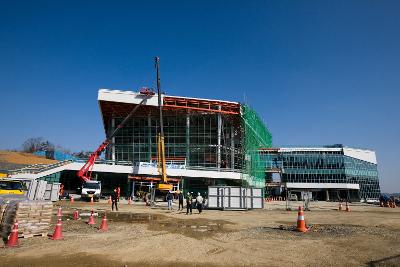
[296,206,308,233]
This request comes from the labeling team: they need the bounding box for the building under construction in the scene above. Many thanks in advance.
[97,89,272,196]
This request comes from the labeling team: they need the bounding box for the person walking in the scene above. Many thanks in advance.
[186,192,193,215]
[166,191,173,210]
[177,190,184,211]
[111,188,119,211]
[196,192,203,214]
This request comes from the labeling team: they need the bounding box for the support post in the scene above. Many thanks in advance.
[186,113,190,166]
[230,125,235,169]
[217,106,222,169]
[148,115,152,160]
[111,118,116,164]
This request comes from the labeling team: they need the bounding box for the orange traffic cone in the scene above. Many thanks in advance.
[90,196,94,204]
[6,221,19,247]
[73,210,79,220]
[296,206,308,233]
[338,202,343,211]
[99,213,108,231]
[70,196,74,203]
[108,196,112,204]
[51,218,64,240]
[345,202,351,212]
[87,210,95,225]
[57,207,62,217]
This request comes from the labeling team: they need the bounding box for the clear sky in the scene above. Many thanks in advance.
[0,1,399,192]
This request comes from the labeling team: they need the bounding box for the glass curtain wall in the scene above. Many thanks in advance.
[107,111,242,169]
[259,149,381,200]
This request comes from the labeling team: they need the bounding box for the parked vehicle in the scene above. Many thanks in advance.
[80,180,101,201]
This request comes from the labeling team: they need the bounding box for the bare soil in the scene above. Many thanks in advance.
[0,200,399,267]
[0,150,57,170]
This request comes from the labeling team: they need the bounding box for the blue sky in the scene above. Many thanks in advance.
[0,1,399,192]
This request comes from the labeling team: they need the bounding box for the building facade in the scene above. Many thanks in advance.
[259,145,381,201]
[98,89,272,195]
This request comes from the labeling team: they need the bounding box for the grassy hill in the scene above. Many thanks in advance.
[0,150,58,172]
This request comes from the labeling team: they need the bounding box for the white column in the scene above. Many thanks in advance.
[111,118,116,164]
[148,115,152,160]
[217,106,222,169]
[231,126,235,169]
[186,113,190,165]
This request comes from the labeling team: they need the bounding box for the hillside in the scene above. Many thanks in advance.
[0,150,58,171]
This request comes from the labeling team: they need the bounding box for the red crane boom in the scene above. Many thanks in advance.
[77,91,154,182]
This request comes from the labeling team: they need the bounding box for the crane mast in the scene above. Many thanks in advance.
[155,57,172,191]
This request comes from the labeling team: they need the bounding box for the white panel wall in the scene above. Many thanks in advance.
[98,89,161,107]
[343,147,377,164]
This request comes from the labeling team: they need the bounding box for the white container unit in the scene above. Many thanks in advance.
[208,186,264,210]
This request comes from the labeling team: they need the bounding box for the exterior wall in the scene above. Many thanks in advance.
[260,145,381,200]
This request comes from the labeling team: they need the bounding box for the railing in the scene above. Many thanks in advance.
[9,160,73,175]
[9,158,243,176]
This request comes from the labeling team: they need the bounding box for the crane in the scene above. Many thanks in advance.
[77,93,153,182]
[77,57,172,202]
[154,56,173,191]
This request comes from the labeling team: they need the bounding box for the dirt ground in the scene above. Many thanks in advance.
[0,200,399,267]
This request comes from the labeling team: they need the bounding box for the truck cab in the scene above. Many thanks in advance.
[0,179,27,200]
[81,180,101,201]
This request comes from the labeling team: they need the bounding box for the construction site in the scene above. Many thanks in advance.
[0,58,399,267]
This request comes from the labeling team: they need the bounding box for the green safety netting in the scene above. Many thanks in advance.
[241,105,272,187]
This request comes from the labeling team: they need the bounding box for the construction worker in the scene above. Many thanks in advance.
[177,190,184,211]
[117,186,121,201]
[196,192,204,214]
[111,188,119,211]
[186,192,193,215]
[59,184,64,200]
[166,190,173,210]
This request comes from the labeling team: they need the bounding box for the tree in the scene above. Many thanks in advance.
[21,137,54,153]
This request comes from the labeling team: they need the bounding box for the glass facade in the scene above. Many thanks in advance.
[103,103,272,188]
[259,146,381,200]
[106,111,243,170]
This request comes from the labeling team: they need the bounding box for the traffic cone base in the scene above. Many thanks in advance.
[51,219,64,240]
[6,221,19,247]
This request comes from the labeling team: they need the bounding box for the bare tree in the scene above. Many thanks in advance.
[22,137,44,153]
[21,137,55,153]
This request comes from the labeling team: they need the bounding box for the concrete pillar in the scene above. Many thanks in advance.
[148,115,152,160]
[230,125,234,169]
[217,106,222,169]
[111,118,116,164]
[186,113,190,166]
